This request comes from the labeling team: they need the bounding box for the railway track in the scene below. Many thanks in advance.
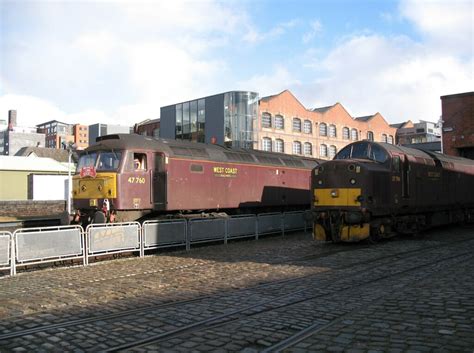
[1,237,472,350]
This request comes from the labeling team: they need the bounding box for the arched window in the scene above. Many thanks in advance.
[388,135,394,144]
[275,139,284,153]
[293,141,302,154]
[342,127,350,140]
[262,137,272,151]
[329,145,337,159]
[304,142,312,155]
[381,134,388,143]
[320,144,328,157]
[329,124,337,137]
[275,115,284,130]
[367,131,374,141]
[351,128,358,141]
[303,120,312,134]
[292,118,301,132]
[319,123,327,136]
[261,113,272,128]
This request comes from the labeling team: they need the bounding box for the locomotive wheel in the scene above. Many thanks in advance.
[92,211,107,224]
[369,225,384,244]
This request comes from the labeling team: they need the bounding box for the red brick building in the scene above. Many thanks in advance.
[258,90,397,159]
[441,91,474,159]
[135,118,160,138]
[73,124,89,150]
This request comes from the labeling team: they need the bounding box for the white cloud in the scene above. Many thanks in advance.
[237,66,301,97]
[243,19,299,44]
[302,20,322,44]
[300,34,472,123]
[399,0,473,55]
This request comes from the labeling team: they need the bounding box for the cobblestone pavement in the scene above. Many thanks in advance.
[0,226,473,352]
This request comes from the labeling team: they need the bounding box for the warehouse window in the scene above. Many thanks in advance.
[351,129,358,141]
[293,118,301,132]
[388,135,394,144]
[262,113,272,128]
[320,144,328,157]
[381,134,388,143]
[367,131,374,141]
[343,127,350,140]
[303,120,312,134]
[275,139,284,153]
[319,123,327,136]
[329,124,337,137]
[275,115,284,130]
[262,137,272,151]
[304,142,312,156]
[293,141,302,154]
[329,145,337,159]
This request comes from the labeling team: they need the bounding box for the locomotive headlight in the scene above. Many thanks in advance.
[318,180,323,185]
[350,178,356,185]
[330,189,339,198]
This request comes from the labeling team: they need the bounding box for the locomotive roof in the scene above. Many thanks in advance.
[86,134,321,169]
[340,141,474,174]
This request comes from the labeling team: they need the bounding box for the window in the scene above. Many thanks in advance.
[329,124,336,137]
[329,145,337,159]
[351,128,358,141]
[274,139,284,153]
[190,164,204,173]
[388,135,394,144]
[262,137,272,151]
[293,141,302,154]
[303,120,312,134]
[381,134,388,143]
[367,131,374,141]
[262,113,272,128]
[97,151,123,171]
[292,118,301,132]
[133,153,147,171]
[319,123,327,136]
[275,115,284,130]
[342,127,350,140]
[304,142,312,155]
[320,144,328,157]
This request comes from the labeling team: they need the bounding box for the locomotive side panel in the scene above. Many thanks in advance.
[165,158,311,211]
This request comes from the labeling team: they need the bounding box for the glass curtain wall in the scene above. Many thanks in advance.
[176,100,205,142]
[224,92,258,149]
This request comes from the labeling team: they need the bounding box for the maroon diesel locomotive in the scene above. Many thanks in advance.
[73,134,320,223]
[312,140,474,242]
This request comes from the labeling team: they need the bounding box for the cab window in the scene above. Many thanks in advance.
[133,153,147,171]
[97,151,122,171]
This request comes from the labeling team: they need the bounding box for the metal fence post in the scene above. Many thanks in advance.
[139,224,144,258]
[281,213,285,237]
[224,218,228,245]
[83,227,89,266]
[255,216,259,240]
[186,220,191,251]
[11,234,16,276]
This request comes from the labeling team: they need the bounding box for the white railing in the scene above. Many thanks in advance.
[1,211,310,276]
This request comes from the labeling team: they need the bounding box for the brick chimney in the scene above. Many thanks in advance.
[8,110,17,130]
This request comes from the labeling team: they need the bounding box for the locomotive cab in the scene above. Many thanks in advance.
[312,141,393,242]
[73,143,167,224]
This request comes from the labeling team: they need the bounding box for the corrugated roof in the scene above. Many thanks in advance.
[15,147,78,163]
[0,156,72,172]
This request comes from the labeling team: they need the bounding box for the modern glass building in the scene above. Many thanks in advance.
[160,91,259,149]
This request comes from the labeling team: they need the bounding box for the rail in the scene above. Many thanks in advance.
[1,211,310,276]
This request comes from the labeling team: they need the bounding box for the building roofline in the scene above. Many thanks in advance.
[36,120,71,127]
[161,90,259,108]
[440,91,474,100]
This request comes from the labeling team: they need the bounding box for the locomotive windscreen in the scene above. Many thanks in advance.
[76,150,123,172]
[335,141,388,163]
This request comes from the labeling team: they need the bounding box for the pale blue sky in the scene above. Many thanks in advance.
[0,0,472,127]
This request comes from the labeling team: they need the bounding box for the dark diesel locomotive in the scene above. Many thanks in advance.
[73,134,319,223]
[311,141,474,242]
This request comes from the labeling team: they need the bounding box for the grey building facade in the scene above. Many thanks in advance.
[160,91,259,149]
[89,123,132,145]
